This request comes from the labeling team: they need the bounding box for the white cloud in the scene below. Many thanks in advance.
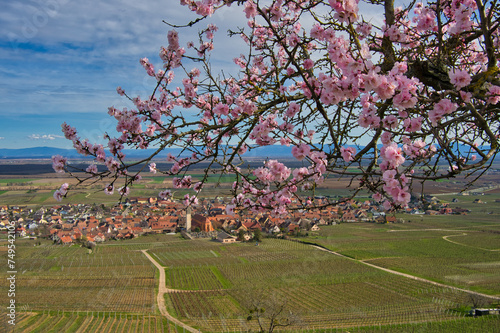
[28,134,63,140]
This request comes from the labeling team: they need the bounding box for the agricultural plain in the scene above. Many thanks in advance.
[1,167,500,331]
[1,216,500,332]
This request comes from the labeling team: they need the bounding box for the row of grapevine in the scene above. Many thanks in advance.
[4,311,179,333]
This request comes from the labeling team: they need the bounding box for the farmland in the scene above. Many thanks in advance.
[1,168,500,331]
[2,216,499,332]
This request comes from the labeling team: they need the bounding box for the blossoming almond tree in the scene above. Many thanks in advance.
[54,0,500,216]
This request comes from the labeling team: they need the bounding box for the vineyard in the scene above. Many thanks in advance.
[1,209,500,332]
[0,240,157,314]
[148,235,499,331]
[0,311,181,333]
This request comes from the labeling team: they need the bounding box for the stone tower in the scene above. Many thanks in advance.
[186,206,192,232]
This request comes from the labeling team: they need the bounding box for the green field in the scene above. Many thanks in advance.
[0,179,36,184]
[1,197,500,331]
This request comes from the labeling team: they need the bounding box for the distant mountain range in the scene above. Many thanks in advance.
[0,146,296,160]
[0,144,493,161]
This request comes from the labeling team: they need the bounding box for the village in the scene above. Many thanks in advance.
[0,192,478,246]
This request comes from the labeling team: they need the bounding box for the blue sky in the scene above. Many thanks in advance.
[0,0,384,150]
[0,0,249,149]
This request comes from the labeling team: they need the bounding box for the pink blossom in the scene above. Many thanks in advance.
[61,122,78,141]
[357,111,373,128]
[460,91,472,103]
[487,85,500,104]
[86,164,98,175]
[116,86,125,96]
[381,143,405,168]
[310,23,325,39]
[149,163,157,173]
[414,5,436,32]
[285,102,300,118]
[238,144,248,155]
[159,190,172,200]
[292,167,310,181]
[448,4,474,35]
[396,188,411,205]
[226,204,236,215]
[329,0,359,23]
[363,69,381,90]
[194,182,203,192]
[383,169,397,182]
[244,0,257,19]
[104,184,114,195]
[213,103,230,116]
[450,69,471,89]
[356,22,372,38]
[429,99,457,125]
[53,190,64,202]
[372,192,382,202]
[166,153,176,162]
[310,151,327,165]
[105,157,119,173]
[167,30,180,50]
[292,143,311,161]
[118,186,130,196]
[170,163,180,174]
[403,117,422,133]
[52,155,67,173]
[303,59,314,70]
[266,160,291,182]
[376,76,397,100]
[183,194,199,206]
[382,115,398,129]
[59,183,69,195]
[340,146,356,162]
[381,132,392,145]
[393,90,417,110]
[173,175,192,189]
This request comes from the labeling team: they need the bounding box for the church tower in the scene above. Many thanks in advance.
[186,206,192,232]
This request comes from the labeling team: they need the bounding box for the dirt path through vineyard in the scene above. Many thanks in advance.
[312,245,500,302]
[141,250,199,332]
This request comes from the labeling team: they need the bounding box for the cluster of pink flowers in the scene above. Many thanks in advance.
[52,155,67,173]
[429,99,458,125]
[381,143,405,170]
[449,69,471,89]
[104,184,114,195]
[118,186,130,197]
[53,183,69,201]
[381,169,411,207]
[86,164,98,175]
[403,139,436,159]
[159,189,172,200]
[413,2,436,32]
[249,115,278,146]
[52,0,498,214]
[183,194,199,206]
[253,160,291,184]
[340,147,356,162]
[329,0,359,23]
[487,85,500,105]
[173,175,193,189]
[447,0,476,35]
[292,143,311,161]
